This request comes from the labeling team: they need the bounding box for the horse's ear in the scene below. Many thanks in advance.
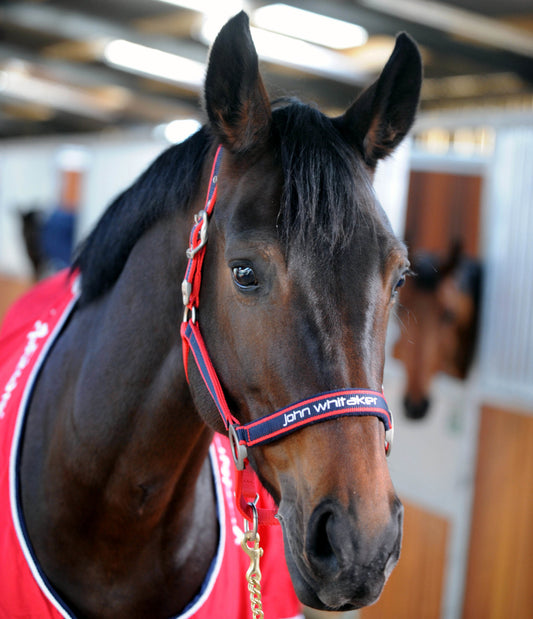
[336,33,422,169]
[440,238,463,277]
[204,12,271,154]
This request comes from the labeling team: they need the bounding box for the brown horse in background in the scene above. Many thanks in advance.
[394,242,482,419]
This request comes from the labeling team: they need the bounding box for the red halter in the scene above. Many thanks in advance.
[180,145,393,525]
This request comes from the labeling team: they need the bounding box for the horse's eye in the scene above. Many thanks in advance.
[396,277,406,290]
[392,276,406,297]
[392,270,411,300]
[232,265,258,289]
[441,308,456,324]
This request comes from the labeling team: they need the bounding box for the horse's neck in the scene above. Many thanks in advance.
[20,215,219,616]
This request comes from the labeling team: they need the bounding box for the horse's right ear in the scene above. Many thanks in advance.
[204,12,271,154]
[335,33,422,169]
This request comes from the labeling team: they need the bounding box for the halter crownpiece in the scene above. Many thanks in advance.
[180,145,394,523]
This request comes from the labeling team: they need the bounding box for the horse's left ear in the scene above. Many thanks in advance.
[335,33,422,169]
[204,12,271,154]
[440,239,463,277]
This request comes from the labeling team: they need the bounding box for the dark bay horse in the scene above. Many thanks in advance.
[3,12,422,617]
[394,243,482,419]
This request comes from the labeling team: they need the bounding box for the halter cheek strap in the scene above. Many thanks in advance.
[180,145,394,525]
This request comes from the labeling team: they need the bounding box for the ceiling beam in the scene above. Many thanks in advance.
[360,0,533,58]
[0,3,209,61]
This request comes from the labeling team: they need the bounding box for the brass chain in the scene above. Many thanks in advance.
[241,529,264,619]
[240,500,264,619]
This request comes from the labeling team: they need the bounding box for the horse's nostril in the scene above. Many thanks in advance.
[314,511,334,559]
[306,503,341,574]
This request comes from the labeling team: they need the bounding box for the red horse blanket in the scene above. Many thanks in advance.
[0,270,301,618]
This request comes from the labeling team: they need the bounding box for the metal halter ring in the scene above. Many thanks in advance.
[244,495,260,537]
[229,423,248,470]
[385,408,394,456]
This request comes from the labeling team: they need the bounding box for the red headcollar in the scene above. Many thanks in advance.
[180,146,393,525]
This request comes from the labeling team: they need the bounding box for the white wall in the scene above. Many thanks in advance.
[78,134,168,240]
[0,130,168,278]
[373,137,412,239]
[0,141,59,277]
[480,126,533,409]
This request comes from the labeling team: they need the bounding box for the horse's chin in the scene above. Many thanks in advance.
[284,550,387,611]
[281,530,396,612]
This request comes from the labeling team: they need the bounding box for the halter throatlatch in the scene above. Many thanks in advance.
[180,145,394,525]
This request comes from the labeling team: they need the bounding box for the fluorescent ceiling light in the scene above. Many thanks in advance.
[249,28,370,84]
[156,0,207,10]
[104,39,205,88]
[0,69,120,120]
[156,0,244,13]
[156,118,202,143]
[253,4,367,49]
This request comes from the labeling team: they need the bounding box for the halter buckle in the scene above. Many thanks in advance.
[186,209,209,259]
[229,423,248,470]
[182,279,192,307]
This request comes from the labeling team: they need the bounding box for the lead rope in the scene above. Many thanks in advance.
[240,500,264,619]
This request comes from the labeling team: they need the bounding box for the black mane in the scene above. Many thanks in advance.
[75,102,377,305]
[74,127,212,305]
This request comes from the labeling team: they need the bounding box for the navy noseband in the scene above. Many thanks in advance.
[180,146,393,523]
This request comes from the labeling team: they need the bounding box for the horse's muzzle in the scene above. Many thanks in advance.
[281,495,403,610]
[404,394,431,419]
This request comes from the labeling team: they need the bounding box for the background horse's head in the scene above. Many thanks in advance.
[185,13,422,611]
[395,242,483,419]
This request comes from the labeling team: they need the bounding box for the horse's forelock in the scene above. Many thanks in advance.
[272,102,376,257]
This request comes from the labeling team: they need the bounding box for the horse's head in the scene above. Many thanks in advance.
[187,12,421,611]
[395,242,482,419]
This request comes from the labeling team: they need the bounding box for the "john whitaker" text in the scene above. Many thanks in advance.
[282,394,378,427]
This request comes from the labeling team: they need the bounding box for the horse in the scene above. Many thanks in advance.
[394,242,482,419]
[18,205,77,280]
[0,12,422,618]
